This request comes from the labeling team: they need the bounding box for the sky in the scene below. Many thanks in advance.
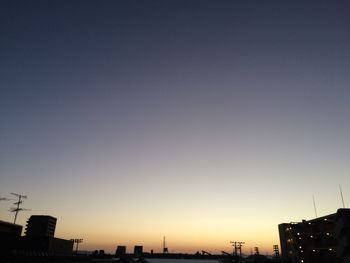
[1,0,350,255]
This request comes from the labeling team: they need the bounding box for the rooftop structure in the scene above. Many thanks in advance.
[25,215,57,238]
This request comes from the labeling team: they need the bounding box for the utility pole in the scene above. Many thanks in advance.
[273,245,280,261]
[10,193,28,224]
[230,241,245,262]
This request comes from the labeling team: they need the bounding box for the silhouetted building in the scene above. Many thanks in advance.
[116,245,127,257]
[0,216,73,258]
[25,215,57,237]
[18,236,74,256]
[279,208,350,263]
[134,245,143,257]
[21,215,72,256]
[0,220,23,258]
[0,220,22,238]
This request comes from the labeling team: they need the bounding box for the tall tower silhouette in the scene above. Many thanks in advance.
[163,236,168,253]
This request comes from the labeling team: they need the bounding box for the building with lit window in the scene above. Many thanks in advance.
[278,208,350,263]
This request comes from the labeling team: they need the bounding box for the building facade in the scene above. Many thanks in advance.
[25,215,57,237]
[0,221,23,258]
[279,208,350,263]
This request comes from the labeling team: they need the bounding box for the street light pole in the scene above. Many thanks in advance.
[70,238,83,256]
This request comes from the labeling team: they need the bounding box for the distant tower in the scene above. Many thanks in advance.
[163,236,168,253]
[25,215,57,237]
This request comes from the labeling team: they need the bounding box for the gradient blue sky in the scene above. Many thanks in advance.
[1,0,350,254]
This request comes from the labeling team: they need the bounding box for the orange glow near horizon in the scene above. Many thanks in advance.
[54,230,280,255]
[49,212,282,254]
[1,184,344,256]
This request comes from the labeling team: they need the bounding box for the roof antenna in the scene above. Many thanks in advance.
[10,193,29,224]
[339,184,346,208]
[313,195,318,218]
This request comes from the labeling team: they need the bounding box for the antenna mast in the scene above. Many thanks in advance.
[10,193,29,224]
[339,184,346,208]
[163,236,168,253]
[313,195,318,218]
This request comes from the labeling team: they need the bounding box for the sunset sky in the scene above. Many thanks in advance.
[1,0,350,255]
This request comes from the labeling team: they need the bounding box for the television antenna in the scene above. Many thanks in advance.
[10,193,29,224]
